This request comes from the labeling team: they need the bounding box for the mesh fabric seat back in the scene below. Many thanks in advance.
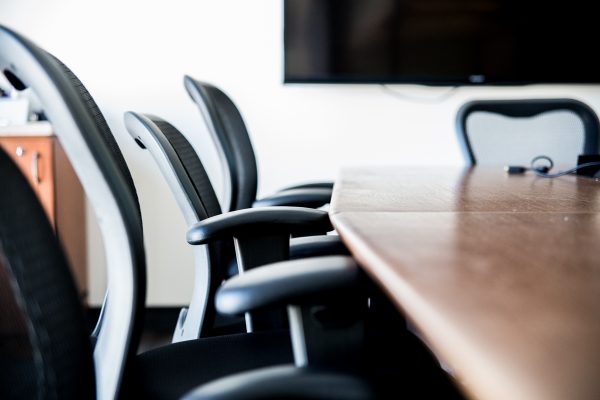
[125,112,235,338]
[0,148,95,400]
[51,56,142,221]
[48,56,146,369]
[457,99,600,166]
[0,25,145,399]
[152,118,222,219]
[138,114,231,293]
[184,76,258,212]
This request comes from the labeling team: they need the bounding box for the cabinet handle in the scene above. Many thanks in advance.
[31,151,41,184]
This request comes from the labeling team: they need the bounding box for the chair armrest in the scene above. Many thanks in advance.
[278,181,335,192]
[216,256,362,315]
[186,207,332,245]
[181,365,375,400]
[253,188,332,208]
[289,235,349,259]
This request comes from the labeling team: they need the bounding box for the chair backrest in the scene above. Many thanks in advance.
[124,112,232,340]
[0,25,145,399]
[0,147,95,399]
[184,76,258,212]
[456,99,600,166]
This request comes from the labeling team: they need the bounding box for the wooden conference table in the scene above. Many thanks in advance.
[329,166,600,400]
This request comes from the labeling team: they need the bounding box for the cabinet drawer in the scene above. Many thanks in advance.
[0,135,87,302]
[0,136,55,224]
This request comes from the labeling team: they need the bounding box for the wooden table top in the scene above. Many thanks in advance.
[330,166,600,400]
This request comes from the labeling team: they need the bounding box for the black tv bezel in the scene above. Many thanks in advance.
[281,1,600,87]
[282,76,600,86]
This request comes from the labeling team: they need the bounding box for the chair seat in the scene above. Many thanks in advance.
[129,330,293,400]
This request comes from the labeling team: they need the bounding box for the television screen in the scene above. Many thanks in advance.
[284,0,600,85]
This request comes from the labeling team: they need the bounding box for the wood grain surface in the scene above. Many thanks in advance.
[330,166,600,400]
[330,166,600,214]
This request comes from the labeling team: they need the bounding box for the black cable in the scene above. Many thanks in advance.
[532,161,600,178]
[530,155,554,172]
[505,155,600,178]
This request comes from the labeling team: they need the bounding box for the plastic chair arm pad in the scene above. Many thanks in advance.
[289,235,349,259]
[253,188,332,208]
[278,181,335,192]
[216,256,361,315]
[187,207,332,245]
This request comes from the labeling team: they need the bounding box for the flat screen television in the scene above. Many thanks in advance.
[284,0,600,85]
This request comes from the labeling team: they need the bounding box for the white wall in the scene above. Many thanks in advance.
[2,0,600,305]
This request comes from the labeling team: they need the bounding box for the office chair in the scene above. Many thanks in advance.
[0,146,95,399]
[181,255,375,400]
[1,24,147,398]
[0,145,375,399]
[125,112,349,342]
[183,76,334,211]
[0,25,370,400]
[456,99,600,166]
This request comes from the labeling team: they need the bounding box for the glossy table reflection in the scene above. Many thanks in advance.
[330,166,600,400]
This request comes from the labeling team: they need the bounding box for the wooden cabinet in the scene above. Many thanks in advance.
[0,134,87,301]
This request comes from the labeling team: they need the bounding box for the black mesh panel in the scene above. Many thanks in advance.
[0,259,37,399]
[187,79,258,211]
[49,54,142,223]
[207,86,258,210]
[148,119,235,332]
[139,116,237,334]
[0,148,95,400]
[45,53,146,377]
[153,120,222,218]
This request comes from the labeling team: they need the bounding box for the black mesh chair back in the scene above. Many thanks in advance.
[125,112,233,340]
[456,99,600,165]
[133,115,222,219]
[0,25,145,399]
[184,76,258,212]
[0,148,95,400]
[50,56,142,220]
